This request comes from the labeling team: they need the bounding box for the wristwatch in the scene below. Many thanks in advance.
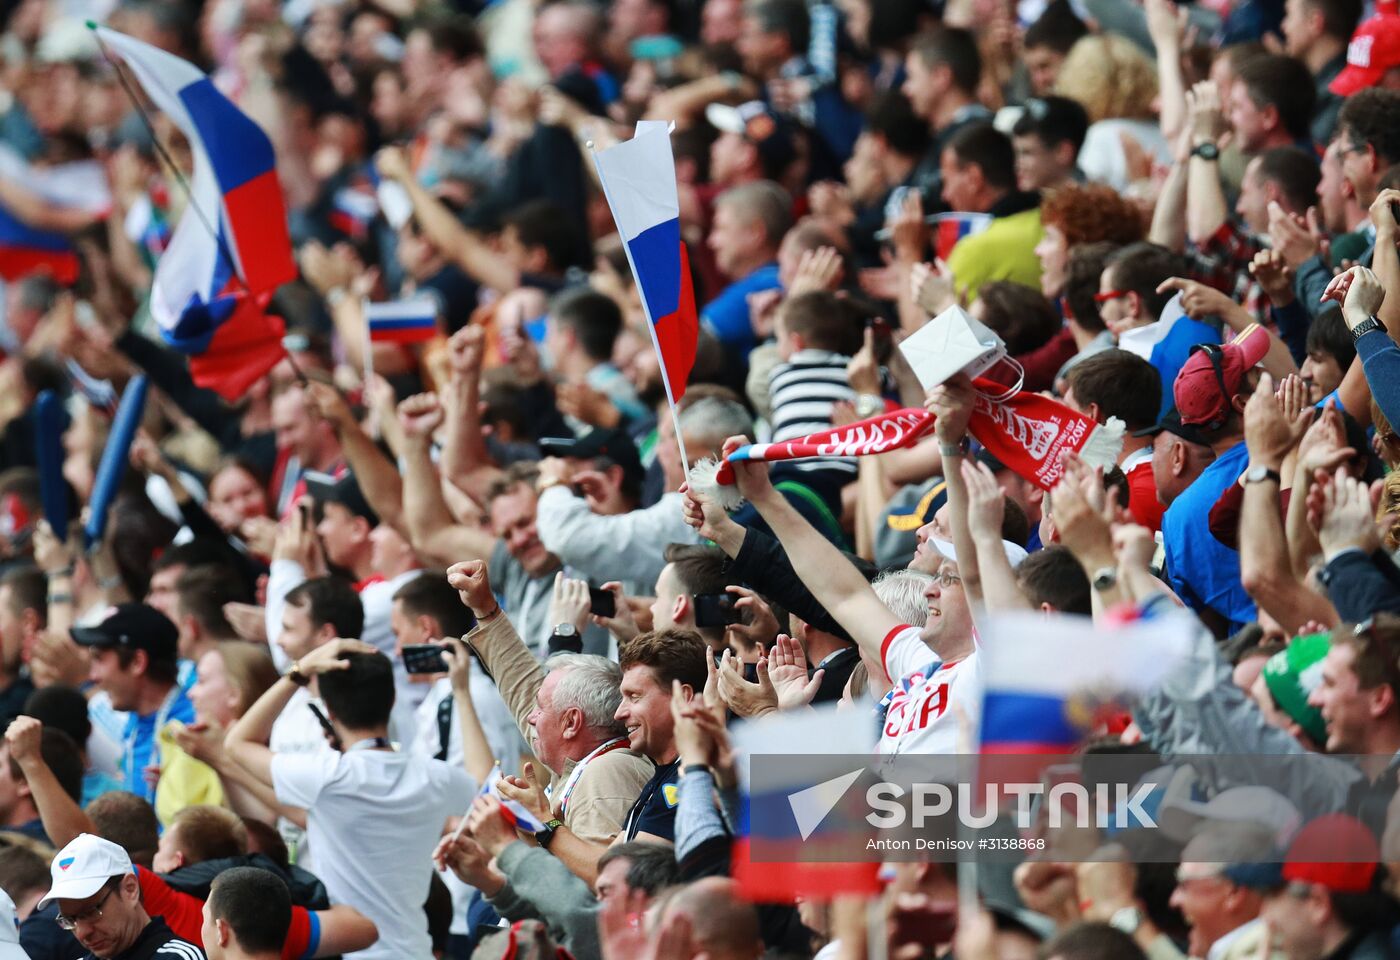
[1091,567,1118,592]
[536,817,565,850]
[1351,314,1385,342]
[853,393,885,419]
[1109,906,1143,935]
[1190,142,1220,161]
[548,623,582,654]
[1244,466,1282,486]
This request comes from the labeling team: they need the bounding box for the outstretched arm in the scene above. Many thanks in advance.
[307,382,406,537]
[376,147,519,294]
[1183,82,1231,246]
[399,394,499,566]
[736,443,904,666]
[441,326,504,504]
[1239,374,1340,633]
[312,905,379,957]
[926,375,982,604]
[7,717,92,849]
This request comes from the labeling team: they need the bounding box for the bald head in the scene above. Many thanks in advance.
[663,878,762,960]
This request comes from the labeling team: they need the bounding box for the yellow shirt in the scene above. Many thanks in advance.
[946,207,1045,305]
[154,721,225,827]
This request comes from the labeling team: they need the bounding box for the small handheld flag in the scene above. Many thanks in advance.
[367,297,440,345]
[592,122,698,470]
[480,765,547,835]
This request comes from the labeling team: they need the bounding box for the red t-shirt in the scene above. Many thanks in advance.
[1126,455,1165,533]
[136,866,319,959]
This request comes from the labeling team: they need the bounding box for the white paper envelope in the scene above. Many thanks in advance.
[898,305,1007,390]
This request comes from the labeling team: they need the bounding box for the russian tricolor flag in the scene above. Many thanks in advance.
[730,704,881,903]
[0,145,109,284]
[0,208,78,284]
[592,122,697,404]
[978,609,1192,755]
[329,185,379,241]
[92,25,296,400]
[480,766,547,835]
[931,212,992,262]
[367,297,439,344]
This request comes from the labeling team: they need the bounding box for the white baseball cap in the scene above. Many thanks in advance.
[37,834,132,909]
[931,537,1028,569]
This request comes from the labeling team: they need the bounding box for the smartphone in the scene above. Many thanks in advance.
[306,702,343,752]
[693,592,741,628]
[402,643,451,675]
[588,586,616,618]
[866,317,893,364]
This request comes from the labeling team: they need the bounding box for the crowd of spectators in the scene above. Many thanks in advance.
[10,0,1400,956]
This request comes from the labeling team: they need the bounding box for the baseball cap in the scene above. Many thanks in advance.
[705,101,797,178]
[1158,779,1302,847]
[1133,407,1210,447]
[305,471,380,528]
[37,834,132,909]
[1329,11,1400,96]
[930,537,1028,569]
[538,428,645,486]
[70,604,177,663]
[1227,814,1381,893]
[876,479,949,569]
[1173,325,1271,428]
[1262,632,1331,746]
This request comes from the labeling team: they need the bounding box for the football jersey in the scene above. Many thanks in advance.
[878,624,981,755]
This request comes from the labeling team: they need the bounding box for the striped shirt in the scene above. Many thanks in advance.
[768,349,858,478]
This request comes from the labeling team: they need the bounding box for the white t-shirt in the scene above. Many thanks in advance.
[878,624,981,755]
[269,686,421,868]
[410,673,527,774]
[271,746,473,960]
[410,672,529,937]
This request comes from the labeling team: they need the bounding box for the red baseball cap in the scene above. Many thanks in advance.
[1281,814,1379,894]
[1173,324,1271,427]
[1330,11,1400,96]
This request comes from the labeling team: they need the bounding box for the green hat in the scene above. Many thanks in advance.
[1262,632,1331,746]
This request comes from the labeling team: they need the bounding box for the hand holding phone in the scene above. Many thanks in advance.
[693,592,741,628]
[402,643,451,676]
[588,586,616,619]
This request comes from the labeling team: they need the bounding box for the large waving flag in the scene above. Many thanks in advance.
[592,123,697,405]
[91,25,295,399]
[0,146,109,284]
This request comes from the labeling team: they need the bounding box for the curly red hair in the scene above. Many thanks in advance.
[1040,184,1146,248]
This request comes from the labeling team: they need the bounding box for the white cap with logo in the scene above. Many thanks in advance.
[37,834,132,910]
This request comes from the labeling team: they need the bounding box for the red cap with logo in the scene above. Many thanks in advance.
[1172,324,1272,428]
[1330,5,1400,96]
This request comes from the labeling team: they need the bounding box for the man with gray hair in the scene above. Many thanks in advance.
[704,180,792,359]
[450,559,654,887]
